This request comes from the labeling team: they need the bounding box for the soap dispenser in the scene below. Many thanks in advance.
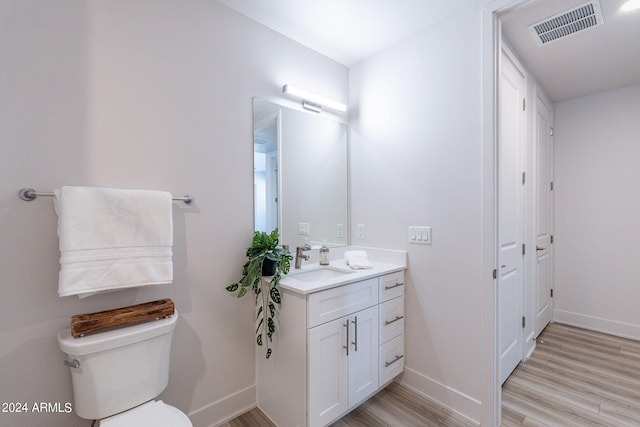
[319,241,330,265]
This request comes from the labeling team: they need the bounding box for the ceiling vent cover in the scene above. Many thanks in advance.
[528,0,604,46]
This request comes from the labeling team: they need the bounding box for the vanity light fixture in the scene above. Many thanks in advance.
[282,84,347,113]
[621,0,640,11]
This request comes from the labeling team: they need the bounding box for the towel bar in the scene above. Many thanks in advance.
[18,187,193,204]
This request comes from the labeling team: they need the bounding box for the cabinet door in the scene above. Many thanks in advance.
[347,305,379,408]
[308,317,349,427]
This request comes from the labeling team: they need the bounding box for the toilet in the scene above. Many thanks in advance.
[57,310,192,426]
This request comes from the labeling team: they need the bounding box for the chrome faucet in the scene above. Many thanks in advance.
[295,244,312,269]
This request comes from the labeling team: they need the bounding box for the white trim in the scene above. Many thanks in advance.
[480,5,500,427]
[553,311,640,341]
[187,384,256,427]
[400,368,481,426]
[481,2,536,425]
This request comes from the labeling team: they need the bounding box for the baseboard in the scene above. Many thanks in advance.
[399,367,481,426]
[524,330,536,360]
[188,384,256,427]
[554,309,640,341]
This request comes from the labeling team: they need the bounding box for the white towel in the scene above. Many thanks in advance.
[344,250,373,270]
[54,186,173,298]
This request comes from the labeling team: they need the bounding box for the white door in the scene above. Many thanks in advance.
[308,316,348,427]
[498,50,526,385]
[348,306,379,407]
[534,95,553,337]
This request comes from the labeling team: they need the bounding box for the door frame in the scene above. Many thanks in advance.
[480,1,541,425]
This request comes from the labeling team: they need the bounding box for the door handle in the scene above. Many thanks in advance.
[536,246,546,251]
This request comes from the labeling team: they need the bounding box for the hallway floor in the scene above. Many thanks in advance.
[502,322,640,426]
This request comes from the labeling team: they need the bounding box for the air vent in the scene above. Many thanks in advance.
[528,0,604,46]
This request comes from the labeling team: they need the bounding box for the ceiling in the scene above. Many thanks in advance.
[217,0,640,103]
[216,0,475,67]
[501,0,640,102]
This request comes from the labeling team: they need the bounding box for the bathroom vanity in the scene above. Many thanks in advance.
[257,253,406,427]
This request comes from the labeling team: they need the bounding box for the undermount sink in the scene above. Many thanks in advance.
[288,267,354,282]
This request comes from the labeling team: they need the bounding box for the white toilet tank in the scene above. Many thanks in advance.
[57,310,178,420]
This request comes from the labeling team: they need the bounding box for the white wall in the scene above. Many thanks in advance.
[553,83,640,339]
[0,1,347,426]
[349,6,486,423]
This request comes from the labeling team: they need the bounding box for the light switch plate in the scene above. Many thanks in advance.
[409,226,431,245]
[357,224,365,240]
[298,223,310,235]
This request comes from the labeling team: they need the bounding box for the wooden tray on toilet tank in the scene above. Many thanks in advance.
[70,298,175,337]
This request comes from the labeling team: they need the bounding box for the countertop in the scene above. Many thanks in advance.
[279,260,406,295]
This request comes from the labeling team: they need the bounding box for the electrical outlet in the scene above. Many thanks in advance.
[337,224,344,238]
[357,224,365,240]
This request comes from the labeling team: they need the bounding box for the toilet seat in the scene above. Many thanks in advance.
[100,400,192,427]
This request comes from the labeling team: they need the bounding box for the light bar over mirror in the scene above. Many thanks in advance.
[282,84,347,113]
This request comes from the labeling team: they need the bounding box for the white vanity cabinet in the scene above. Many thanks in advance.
[257,269,405,427]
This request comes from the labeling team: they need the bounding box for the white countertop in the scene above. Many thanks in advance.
[280,259,406,295]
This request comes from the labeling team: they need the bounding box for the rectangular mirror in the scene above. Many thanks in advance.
[253,98,348,248]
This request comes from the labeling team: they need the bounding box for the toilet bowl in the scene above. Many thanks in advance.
[58,310,192,426]
[99,400,191,427]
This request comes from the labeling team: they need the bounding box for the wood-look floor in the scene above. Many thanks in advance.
[222,323,640,427]
[220,381,474,427]
[502,322,640,426]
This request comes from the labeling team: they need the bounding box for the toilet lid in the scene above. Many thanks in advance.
[100,400,192,427]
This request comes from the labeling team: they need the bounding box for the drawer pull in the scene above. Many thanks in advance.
[385,315,404,326]
[384,282,404,290]
[384,354,404,367]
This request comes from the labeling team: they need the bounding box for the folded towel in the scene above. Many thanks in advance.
[54,186,173,298]
[344,250,373,270]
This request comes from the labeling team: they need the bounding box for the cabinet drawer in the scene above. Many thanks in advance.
[379,271,405,302]
[379,334,404,385]
[308,278,378,328]
[379,296,404,344]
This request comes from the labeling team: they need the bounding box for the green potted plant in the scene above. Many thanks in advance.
[226,229,293,358]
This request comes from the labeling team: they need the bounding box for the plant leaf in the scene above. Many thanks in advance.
[255,318,264,334]
[237,287,247,298]
[268,302,275,317]
[256,305,263,319]
[266,348,272,359]
[270,287,281,304]
[257,334,262,346]
[226,283,238,292]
